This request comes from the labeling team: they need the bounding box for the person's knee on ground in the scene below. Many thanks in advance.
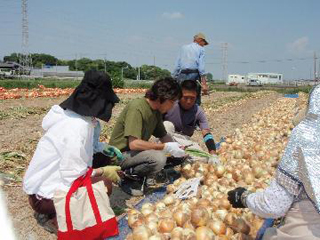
[132,150,167,178]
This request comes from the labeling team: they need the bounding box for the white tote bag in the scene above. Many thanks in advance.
[53,168,119,240]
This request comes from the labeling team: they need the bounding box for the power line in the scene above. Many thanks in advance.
[207,56,313,65]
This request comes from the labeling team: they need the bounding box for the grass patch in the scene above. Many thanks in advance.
[0,106,49,120]
[124,80,153,89]
[209,83,313,94]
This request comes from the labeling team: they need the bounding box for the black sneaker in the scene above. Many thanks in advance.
[119,179,144,197]
[123,168,141,181]
[155,169,181,184]
[165,157,185,168]
[146,177,157,187]
[34,213,57,234]
[165,169,181,183]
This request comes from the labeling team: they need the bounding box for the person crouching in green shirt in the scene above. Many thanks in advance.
[109,78,184,196]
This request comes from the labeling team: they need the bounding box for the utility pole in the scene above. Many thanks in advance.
[104,55,107,73]
[314,51,317,82]
[153,55,156,80]
[75,54,78,72]
[138,67,140,80]
[318,59,320,81]
[221,43,228,82]
[313,51,317,81]
[20,0,32,76]
[136,67,141,80]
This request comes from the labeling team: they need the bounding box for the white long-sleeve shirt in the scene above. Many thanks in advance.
[23,105,95,199]
[246,179,294,219]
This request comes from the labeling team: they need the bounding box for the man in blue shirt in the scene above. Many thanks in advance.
[172,33,209,105]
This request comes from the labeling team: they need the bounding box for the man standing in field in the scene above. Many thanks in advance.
[109,78,185,196]
[164,80,217,158]
[172,33,209,105]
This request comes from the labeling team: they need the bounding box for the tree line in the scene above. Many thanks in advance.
[3,53,171,81]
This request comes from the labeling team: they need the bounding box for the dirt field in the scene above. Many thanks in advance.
[0,90,282,239]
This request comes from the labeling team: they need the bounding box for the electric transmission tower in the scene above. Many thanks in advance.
[20,0,32,75]
[221,43,228,82]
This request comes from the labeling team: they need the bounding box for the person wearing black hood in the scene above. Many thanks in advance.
[23,70,122,234]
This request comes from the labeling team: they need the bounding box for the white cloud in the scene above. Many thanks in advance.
[162,12,184,20]
[287,37,309,53]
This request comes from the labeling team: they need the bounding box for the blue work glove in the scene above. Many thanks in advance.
[102,144,124,161]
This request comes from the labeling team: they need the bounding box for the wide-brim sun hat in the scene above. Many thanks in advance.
[194,32,209,45]
[60,70,119,122]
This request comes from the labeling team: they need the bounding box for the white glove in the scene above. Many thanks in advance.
[164,142,185,158]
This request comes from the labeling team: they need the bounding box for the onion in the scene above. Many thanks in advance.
[182,228,196,239]
[158,209,172,218]
[252,165,263,178]
[163,194,175,205]
[207,219,227,235]
[171,227,184,238]
[157,217,176,233]
[155,202,166,212]
[232,170,242,182]
[215,209,228,221]
[218,198,231,210]
[128,213,145,229]
[148,234,166,240]
[191,207,209,227]
[224,213,236,225]
[195,226,215,240]
[203,174,218,186]
[166,184,176,193]
[187,197,198,208]
[230,218,250,235]
[132,225,152,240]
[233,150,243,159]
[146,220,158,234]
[183,220,195,230]
[141,202,154,211]
[173,209,190,227]
[197,198,211,208]
[145,213,159,224]
[244,173,255,185]
[127,209,140,215]
[215,165,226,178]
[141,207,153,216]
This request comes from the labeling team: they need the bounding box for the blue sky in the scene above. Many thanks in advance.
[0,0,319,80]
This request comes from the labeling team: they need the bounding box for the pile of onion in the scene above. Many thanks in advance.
[125,95,302,239]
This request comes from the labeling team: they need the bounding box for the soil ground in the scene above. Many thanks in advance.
[0,91,282,239]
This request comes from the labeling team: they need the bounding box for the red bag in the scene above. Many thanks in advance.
[53,168,119,240]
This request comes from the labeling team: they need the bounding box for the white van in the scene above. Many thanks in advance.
[248,79,262,86]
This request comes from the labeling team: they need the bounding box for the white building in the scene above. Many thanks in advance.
[31,65,84,78]
[227,74,246,85]
[247,73,283,85]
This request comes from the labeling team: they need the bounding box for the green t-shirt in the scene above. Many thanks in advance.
[109,98,167,151]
